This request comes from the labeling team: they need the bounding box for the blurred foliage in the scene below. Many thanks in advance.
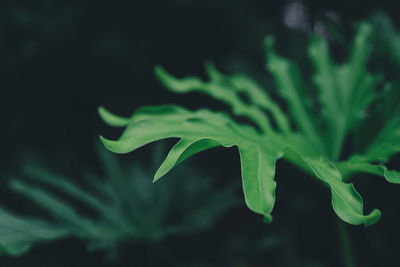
[0,145,238,257]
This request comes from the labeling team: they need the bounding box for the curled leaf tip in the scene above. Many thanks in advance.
[363,209,381,227]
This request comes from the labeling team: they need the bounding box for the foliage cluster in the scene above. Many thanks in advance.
[100,19,400,227]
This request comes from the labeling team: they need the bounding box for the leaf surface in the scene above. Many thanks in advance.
[304,158,381,226]
[101,107,283,220]
[99,21,399,227]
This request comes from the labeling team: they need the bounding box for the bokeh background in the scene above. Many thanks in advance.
[1,0,400,266]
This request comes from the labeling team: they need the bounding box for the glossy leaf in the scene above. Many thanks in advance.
[304,158,381,226]
[338,156,400,184]
[101,106,283,220]
[100,21,400,227]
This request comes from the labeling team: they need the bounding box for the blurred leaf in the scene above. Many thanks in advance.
[0,145,238,256]
[0,209,69,256]
[308,22,381,159]
[370,11,400,65]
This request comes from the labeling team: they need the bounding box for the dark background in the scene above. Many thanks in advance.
[1,0,400,266]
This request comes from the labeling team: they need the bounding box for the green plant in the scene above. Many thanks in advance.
[99,21,400,227]
[0,146,237,256]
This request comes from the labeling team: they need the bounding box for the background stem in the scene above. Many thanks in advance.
[336,218,356,267]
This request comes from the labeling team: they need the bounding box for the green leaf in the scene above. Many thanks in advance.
[204,62,291,134]
[337,156,400,184]
[264,36,324,155]
[363,115,400,162]
[1,142,239,256]
[10,180,101,235]
[22,166,132,232]
[308,23,381,159]
[370,11,400,65]
[98,106,131,127]
[100,20,398,227]
[101,106,283,220]
[239,146,282,222]
[304,158,381,226]
[154,138,220,182]
[155,65,275,134]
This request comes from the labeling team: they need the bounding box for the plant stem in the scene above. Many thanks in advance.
[336,218,356,267]
[331,119,347,161]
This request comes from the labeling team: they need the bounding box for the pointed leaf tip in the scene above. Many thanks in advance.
[99,135,106,144]
[154,65,171,83]
[153,171,163,183]
[154,138,221,183]
[99,136,124,154]
[154,64,163,75]
[154,65,189,92]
